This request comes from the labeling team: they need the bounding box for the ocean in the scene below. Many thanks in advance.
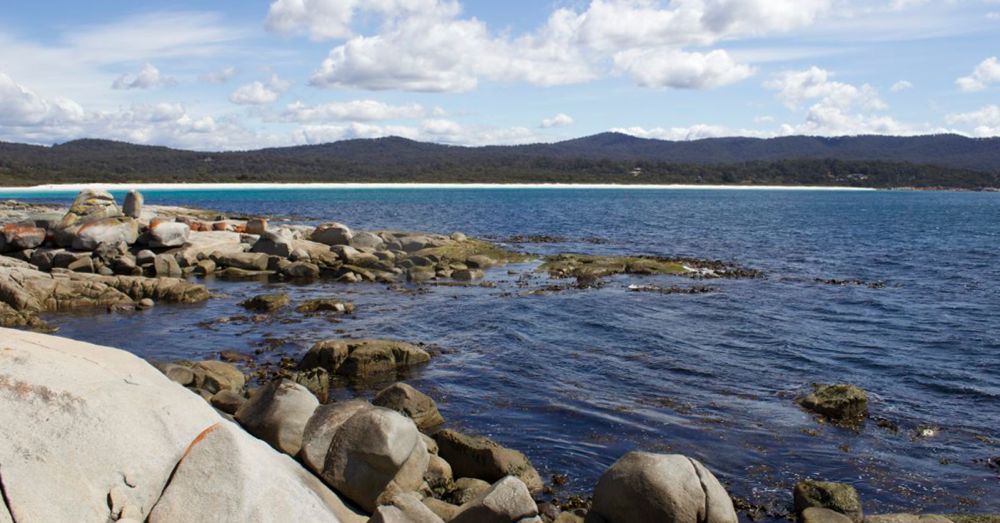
[5,187,999,514]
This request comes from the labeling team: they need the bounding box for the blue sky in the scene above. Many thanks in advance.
[1,0,999,150]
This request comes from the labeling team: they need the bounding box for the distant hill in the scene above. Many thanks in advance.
[0,134,998,189]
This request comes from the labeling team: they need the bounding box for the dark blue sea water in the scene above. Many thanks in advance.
[5,188,999,515]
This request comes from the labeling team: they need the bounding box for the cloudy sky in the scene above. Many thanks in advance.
[1,0,999,150]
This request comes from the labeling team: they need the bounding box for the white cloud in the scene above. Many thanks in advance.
[759,66,940,136]
[266,0,447,41]
[890,80,913,92]
[306,0,830,93]
[956,56,1000,92]
[292,118,545,146]
[541,113,574,128]
[111,63,174,90]
[612,124,772,140]
[281,100,427,122]
[0,72,85,127]
[229,74,291,105]
[945,105,1000,136]
[765,66,885,110]
[613,48,754,89]
[201,66,238,84]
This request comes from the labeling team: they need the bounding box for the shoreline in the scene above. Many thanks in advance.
[0,182,879,193]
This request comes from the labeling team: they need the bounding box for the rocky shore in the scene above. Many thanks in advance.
[1,191,996,522]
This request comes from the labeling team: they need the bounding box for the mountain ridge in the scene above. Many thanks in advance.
[1,133,998,189]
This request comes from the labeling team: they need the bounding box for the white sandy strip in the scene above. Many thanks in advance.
[0,182,875,193]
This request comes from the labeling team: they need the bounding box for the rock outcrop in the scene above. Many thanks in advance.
[798,384,869,426]
[450,476,541,523]
[0,328,363,523]
[320,407,430,512]
[794,480,864,523]
[299,339,431,379]
[373,382,445,429]
[234,379,320,456]
[434,429,544,493]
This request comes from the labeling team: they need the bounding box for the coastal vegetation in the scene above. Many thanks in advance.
[1,134,999,189]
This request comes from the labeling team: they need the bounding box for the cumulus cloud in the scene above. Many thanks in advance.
[760,66,935,136]
[281,100,427,122]
[309,2,594,92]
[613,48,754,89]
[541,113,574,128]
[292,118,544,146]
[201,66,238,84]
[229,74,290,105]
[945,105,1000,136]
[0,72,85,126]
[0,72,282,150]
[303,0,829,92]
[111,63,174,90]
[956,57,1000,92]
[612,124,772,140]
[890,80,913,92]
[765,66,885,110]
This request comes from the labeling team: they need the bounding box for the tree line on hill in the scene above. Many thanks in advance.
[0,134,997,189]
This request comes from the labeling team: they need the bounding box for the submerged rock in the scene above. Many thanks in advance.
[299,339,431,379]
[434,429,544,492]
[587,452,737,523]
[240,292,290,312]
[296,298,355,314]
[793,480,863,523]
[798,384,869,426]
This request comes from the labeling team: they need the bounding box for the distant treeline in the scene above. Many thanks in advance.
[0,135,998,189]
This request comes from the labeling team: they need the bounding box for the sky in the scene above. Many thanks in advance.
[1,0,999,151]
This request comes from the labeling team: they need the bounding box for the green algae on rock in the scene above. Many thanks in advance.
[798,383,869,426]
[240,293,291,313]
[538,253,762,280]
[794,480,864,523]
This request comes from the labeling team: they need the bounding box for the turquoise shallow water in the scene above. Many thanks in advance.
[6,187,999,515]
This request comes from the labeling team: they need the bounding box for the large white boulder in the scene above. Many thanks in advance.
[0,328,362,523]
[71,216,140,250]
[148,421,366,523]
[587,452,737,523]
[311,222,353,246]
[0,328,217,522]
[147,220,191,248]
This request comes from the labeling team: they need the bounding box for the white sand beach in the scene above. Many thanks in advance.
[0,182,876,193]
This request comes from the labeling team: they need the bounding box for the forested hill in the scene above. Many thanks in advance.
[0,133,998,189]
